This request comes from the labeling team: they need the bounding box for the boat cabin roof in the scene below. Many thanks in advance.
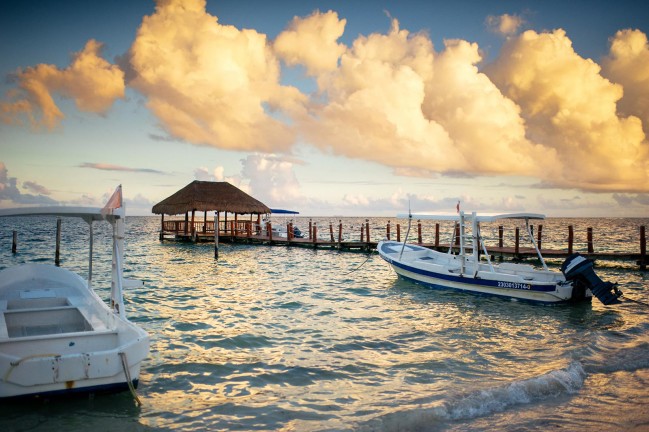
[396,212,545,222]
[0,206,122,223]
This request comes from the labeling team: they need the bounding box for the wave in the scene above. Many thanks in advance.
[363,362,586,431]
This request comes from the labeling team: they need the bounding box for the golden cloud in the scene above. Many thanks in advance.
[0,39,124,129]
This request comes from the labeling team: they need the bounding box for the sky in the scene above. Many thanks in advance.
[1,0,649,217]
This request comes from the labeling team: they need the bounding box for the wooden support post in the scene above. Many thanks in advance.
[309,219,313,240]
[55,218,62,266]
[435,223,440,248]
[329,222,334,242]
[160,214,165,241]
[396,224,401,242]
[568,225,574,254]
[587,227,594,254]
[12,230,17,254]
[498,225,504,248]
[256,214,261,234]
[191,210,196,242]
[203,212,207,233]
[386,221,391,240]
[365,219,370,243]
[214,212,219,259]
[515,227,520,256]
[537,225,543,250]
[184,212,189,235]
[360,223,364,242]
[247,221,252,238]
[418,221,422,244]
[454,223,459,246]
[338,221,343,243]
[288,223,293,241]
[268,222,272,241]
[640,226,646,270]
[313,223,318,244]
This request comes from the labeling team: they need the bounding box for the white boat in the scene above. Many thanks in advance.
[259,209,304,239]
[378,211,622,305]
[0,186,150,400]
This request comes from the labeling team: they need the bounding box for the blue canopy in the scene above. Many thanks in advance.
[270,208,300,214]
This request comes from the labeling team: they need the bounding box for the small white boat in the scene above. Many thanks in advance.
[0,186,150,400]
[378,211,622,305]
[259,209,304,239]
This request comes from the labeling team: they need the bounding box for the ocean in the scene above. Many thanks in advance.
[1,215,648,431]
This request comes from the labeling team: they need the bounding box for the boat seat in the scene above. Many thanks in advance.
[0,300,8,339]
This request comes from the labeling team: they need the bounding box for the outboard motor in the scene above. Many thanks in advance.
[561,253,622,305]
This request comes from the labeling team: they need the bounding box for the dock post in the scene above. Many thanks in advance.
[338,220,343,244]
[313,223,318,245]
[12,230,17,254]
[160,214,165,241]
[498,226,504,248]
[214,212,219,259]
[418,221,422,244]
[268,222,273,241]
[396,223,401,242]
[329,222,334,242]
[515,227,520,257]
[640,226,646,270]
[435,223,439,248]
[309,219,313,240]
[55,218,62,266]
[538,225,543,250]
[587,227,594,254]
[288,223,293,241]
[360,223,364,242]
[568,225,574,254]
[386,221,391,240]
[365,220,370,243]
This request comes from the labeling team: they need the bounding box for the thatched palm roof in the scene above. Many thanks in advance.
[152,181,271,215]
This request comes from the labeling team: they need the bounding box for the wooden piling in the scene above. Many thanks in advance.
[313,223,318,244]
[515,227,520,256]
[587,227,594,254]
[396,224,401,242]
[537,225,543,250]
[568,225,574,254]
[435,223,439,248]
[418,221,422,244]
[338,221,343,243]
[309,219,313,240]
[12,230,17,254]
[499,225,504,248]
[55,218,61,266]
[329,222,334,242]
[214,212,219,259]
[640,226,646,270]
[360,223,364,242]
[386,221,391,240]
[365,220,370,243]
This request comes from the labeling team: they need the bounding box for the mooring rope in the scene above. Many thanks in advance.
[342,254,373,275]
[119,352,142,406]
[621,295,649,308]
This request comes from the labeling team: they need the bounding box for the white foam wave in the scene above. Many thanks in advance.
[365,362,586,431]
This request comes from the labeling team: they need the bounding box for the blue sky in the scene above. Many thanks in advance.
[1,0,648,216]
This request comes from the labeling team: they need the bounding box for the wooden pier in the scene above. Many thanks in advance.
[159,218,648,269]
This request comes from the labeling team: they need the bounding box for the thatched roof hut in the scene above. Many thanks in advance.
[152,181,270,215]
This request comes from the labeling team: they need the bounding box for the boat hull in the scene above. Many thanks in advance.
[379,241,584,304]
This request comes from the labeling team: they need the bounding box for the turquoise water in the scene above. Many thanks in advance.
[1,216,648,431]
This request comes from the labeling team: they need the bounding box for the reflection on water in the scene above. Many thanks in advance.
[0,216,647,431]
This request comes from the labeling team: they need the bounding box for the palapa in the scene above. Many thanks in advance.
[152,181,270,215]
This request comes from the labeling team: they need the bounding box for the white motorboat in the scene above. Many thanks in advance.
[378,211,622,305]
[259,209,304,239]
[0,186,150,400]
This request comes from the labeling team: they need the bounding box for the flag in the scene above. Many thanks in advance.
[102,185,123,215]
[456,200,460,213]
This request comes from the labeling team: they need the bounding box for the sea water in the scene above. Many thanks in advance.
[0,216,648,431]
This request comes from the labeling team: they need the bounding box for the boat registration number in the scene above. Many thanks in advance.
[497,281,531,290]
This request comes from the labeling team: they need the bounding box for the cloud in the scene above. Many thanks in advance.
[125,0,304,151]
[22,181,51,195]
[0,40,125,129]
[602,29,649,127]
[0,162,58,205]
[486,14,524,36]
[79,162,166,174]
[485,29,649,192]
[240,154,303,206]
[274,10,347,75]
